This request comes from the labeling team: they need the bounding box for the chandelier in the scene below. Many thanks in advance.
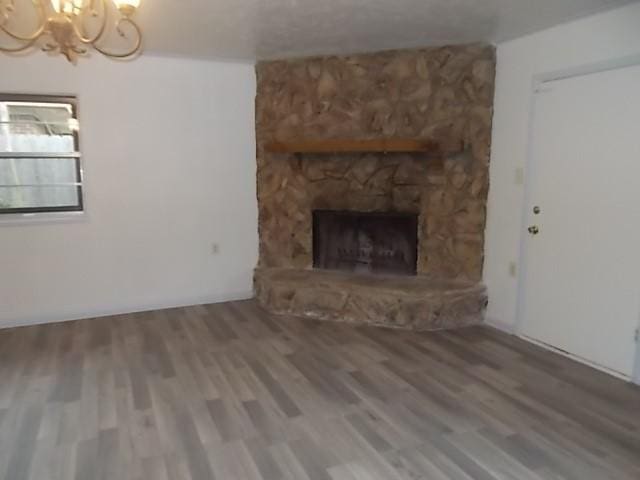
[0,0,142,63]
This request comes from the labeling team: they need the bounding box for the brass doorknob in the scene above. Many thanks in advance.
[528,225,540,235]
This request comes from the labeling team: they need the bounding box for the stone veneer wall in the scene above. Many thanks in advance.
[256,44,496,281]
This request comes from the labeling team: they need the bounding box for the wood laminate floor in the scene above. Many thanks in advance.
[0,300,638,480]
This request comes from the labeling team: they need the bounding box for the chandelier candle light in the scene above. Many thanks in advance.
[0,0,142,63]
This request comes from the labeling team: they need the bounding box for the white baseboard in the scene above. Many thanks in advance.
[0,290,254,330]
[484,316,517,334]
[485,317,636,384]
[518,333,631,382]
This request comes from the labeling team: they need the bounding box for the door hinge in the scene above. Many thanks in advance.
[635,328,640,343]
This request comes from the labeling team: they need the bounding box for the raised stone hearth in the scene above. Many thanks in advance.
[255,268,487,331]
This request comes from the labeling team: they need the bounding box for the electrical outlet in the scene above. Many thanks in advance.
[509,261,517,277]
[211,243,220,255]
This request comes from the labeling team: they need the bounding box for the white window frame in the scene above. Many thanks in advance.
[0,94,84,221]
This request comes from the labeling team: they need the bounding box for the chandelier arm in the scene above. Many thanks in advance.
[0,37,36,52]
[91,17,141,59]
[71,0,108,45]
[0,0,46,42]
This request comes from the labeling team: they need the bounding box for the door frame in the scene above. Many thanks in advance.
[513,53,640,385]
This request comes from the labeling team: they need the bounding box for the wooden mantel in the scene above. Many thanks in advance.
[265,138,462,155]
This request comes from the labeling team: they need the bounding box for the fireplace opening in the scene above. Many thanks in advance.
[313,210,418,276]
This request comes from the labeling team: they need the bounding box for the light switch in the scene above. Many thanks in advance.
[515,167,524,185]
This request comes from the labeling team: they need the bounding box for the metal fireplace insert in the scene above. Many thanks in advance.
[312,210,418,276]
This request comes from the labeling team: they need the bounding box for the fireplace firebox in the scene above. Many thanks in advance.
[313,210,418,276]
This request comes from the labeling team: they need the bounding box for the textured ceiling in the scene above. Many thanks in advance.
[139,0,634,60]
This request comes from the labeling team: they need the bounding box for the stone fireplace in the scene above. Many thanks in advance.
[253,44,495,330]
[313,210,418,276]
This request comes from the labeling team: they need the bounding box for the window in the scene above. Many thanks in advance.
[0,94,83,215]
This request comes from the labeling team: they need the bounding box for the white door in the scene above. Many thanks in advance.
[520,64,640,378]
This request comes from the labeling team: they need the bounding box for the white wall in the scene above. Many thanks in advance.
[0,54,258,327]
[485,3,640,330]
